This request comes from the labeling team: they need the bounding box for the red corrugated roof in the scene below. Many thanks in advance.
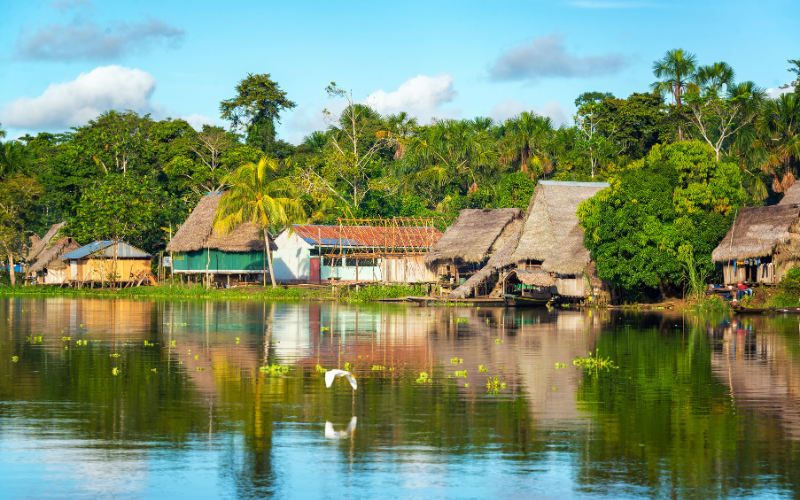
[292,225,442,249]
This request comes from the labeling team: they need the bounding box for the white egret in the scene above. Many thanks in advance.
[325,369,357,390]
[324,417,357,439]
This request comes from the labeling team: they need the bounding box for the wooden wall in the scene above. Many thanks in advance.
[381,255,437,283]
[72,258,151,283]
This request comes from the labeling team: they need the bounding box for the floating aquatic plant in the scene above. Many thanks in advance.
[316,364,328,373]
[151,368,157,373]
[260,364,289,375]
[321,326,330,332]
[194,355,198,360]
[112,367,120,376]
[235,337,240,344]
[573,351,618,371]
[12,356,18,363]
[62,336,71,341]
[196,367,205,371]
[454,317,468,324]
[454,370,468,378]
[371,365,385,371]
[554,362,567,369]
[26,335,43,344]
[344,362,353,371]
[416,371,430,384]
[465,383,470,388]
[495,338,503,344]
[171,340,177,347]
[478,364,488,373]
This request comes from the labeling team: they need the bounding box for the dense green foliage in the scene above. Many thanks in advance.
[578,141,746,295]
[0,56,799,296]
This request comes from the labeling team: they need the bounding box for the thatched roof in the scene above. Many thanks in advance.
[780,182,800,205]
[541,225,591,276]
[29,237,81,272]
[509,181,608,263]
[447,219,523,299]
[166,193,276,253]
[513,269,556,287]
[26,222,66,263]
[425,208,523,267]
[712,205,800,262]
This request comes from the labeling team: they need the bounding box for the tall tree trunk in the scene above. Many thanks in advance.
[265,234,277,288]
[7,251,15,287]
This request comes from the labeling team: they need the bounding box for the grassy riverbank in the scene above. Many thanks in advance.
[0,282,428,303]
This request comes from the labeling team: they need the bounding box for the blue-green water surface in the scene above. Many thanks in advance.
[1,298,799,499]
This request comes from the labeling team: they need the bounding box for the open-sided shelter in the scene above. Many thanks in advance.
[711,204,800,284]
[61,241,153,285]
[166,192,276,285]
[28,237,82,284]
[424,208,523,292]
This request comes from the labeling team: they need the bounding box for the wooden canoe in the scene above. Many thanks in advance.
[502,294,550,307]
[407,296,506,307]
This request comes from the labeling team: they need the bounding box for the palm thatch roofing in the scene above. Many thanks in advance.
[541,225,592,276]
[447,219,523,299]
[166,192,277,253]
[425,208,522,268]
[780,182,800,205]
[26,222,66,263]
[712,205,800,262]
[508,181,608,264]
[511,269,556,287]
[29,238,82,272]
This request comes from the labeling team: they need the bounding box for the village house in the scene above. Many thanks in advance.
[166,192,276,286]
[711,204,800,285]
[273,223,442,284]
[28,237,82,285]
[61,240,153,286]
[424,208,523,296]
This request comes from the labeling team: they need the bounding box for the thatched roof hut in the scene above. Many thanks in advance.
[166,192,277,253]
[29,237,82,273]
[507,181,608,265]
[425,208,523,268]
[780,182,800,205]
[26,222,66,263]
[447,219,522,299]
[541,225,591,276]
[712,205,800,263]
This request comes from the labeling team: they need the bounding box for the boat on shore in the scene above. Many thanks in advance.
[502,294,550,307]
[732,306,770,314]
[407,296,506,307]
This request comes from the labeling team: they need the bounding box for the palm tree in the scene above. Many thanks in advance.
[384,112,419,159]
[499,111,554,175]
[694,62,736,93]
[403,119,497,202]
[213,157,304,288]
[756,92,800,191]
[651,49,697,141]
[302,131,328,153]
[0,141,31,179]
[0,123,6,139]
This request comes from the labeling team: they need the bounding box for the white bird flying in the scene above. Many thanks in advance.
[324,369,357,390]
[325,417,357,439]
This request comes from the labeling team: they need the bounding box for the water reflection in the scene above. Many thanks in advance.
[3,298,800,498]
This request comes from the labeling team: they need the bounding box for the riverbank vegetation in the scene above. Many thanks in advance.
[0,52,798,300]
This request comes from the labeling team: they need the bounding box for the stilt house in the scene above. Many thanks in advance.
[28,237,82,284]
[424,208,523,296]
[711,204,800,284]
[166,192,276,286]
[61,241,153,285]
[26,222,66,267]
[273,223,442,284]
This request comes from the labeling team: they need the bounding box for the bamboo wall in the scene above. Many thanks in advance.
[71,258,151,283]
[381,255,437,283]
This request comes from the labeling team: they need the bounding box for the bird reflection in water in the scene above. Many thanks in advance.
[325,417,357,439]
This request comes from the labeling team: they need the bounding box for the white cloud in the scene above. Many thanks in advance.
[490,98,571,127]
[0,66,159,129]
[365,73,461,123]
[283,74,461,145]
[181,114,217,131]
[767,87,794,99]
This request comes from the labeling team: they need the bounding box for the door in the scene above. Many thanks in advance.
[310,257,320,284]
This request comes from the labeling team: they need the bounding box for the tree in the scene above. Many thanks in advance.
[70,174,168,254]
[693,62,735,93]
[651,49,698,140]
[220,74,296,153]
[81,110,154,175]
[321,83,394,209]
[684,81,765,160]
[591,92,672,160]
[213,157,304,288]
[0,175,42,286]
[755,92,800,192]
[499,111,554,176]
[574,91,615,108]
[403,119,497,205]
[781,59,800,94]
[578,141,747,296]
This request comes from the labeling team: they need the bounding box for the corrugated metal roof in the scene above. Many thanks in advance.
[60,241,153,260]
[291,225,442,248]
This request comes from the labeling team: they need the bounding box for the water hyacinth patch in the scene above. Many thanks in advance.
[260,364,289,375]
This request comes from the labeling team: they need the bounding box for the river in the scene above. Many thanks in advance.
[1,297,799,499]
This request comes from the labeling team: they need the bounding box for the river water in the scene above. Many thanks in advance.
[1,298,799,499]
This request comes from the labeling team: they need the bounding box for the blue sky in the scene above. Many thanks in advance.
[1,0,797,144]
